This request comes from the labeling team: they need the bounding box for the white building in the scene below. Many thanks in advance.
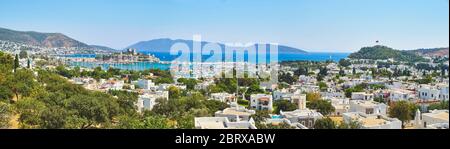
[418,85,441,101]
[349,100,387,115]
[136,91,169,113]
[194,117,257,129]
[389,89,415,102]
[214,103,255,122]
[137,79,155,90]
[415,110,449,129]
[325,97,350,116]
[351,92,374,101]
[343,112,402,129]
[250,94,273,111]
[210,92,236,103]
[280,109,323,128]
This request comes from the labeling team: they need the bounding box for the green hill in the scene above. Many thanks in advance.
[348,45,426,62]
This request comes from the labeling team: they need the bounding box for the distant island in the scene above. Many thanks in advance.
[127,38,308,54]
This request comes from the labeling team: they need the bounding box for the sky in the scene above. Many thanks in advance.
[0,0,448,52]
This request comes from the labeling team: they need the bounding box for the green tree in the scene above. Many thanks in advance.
[258,122,296,129]
[306,92,321,101]
[14,97,47,128]
[14,54,19,71]
[338,120,362,129]
[273,100,297,114]
[0,102,11,128]
[313,117,337,129]
[177,78,198,90]
[6,69,37,101]
[250,110,271,124]
[115,115,143,129]
[427,100,449,110]
[339,59,351,67]
[168,86,181,99]
[142,115,173,129]
[19,50,28,59]
[65,94,119,129]
[318,82,328,91]
[307,100,335,116]
[388,101,417,128]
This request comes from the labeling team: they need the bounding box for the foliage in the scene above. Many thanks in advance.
[307,100,335,116]
[388,101,418,127]
[348,45,426,63]
[427,100,449,110]
[306,92,321,101]
[313,117,336,129]
[0,102,11,128]
[273,100,297,114]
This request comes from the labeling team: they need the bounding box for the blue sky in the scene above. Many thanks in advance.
[0,0,448,52]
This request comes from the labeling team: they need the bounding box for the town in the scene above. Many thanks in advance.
[1,45,448,129]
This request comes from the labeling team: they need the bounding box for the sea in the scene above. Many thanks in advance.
[66,52,349,71]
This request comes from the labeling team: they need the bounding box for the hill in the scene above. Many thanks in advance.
[0,27,90,48]
[411,48,449,57]
[127,38,307,54]
[348,45,427,62]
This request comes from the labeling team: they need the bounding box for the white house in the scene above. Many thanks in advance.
[137,79,155,90]
[418,85,441,101]
[194,117,257,129]
[389,89,415,101]
[351,92,374,101]
[343,112,402,129]
[250,94,273,111]
[214,103,256,122]
[136,91,169,113]
[280,109,323,129]
[210,92,236,103]
[415,110,449,129]
[349,100,387,115]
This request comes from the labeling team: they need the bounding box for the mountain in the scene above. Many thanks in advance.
[126,38,307,54]
[0,27,90,48]
[411,48,449,57]
[348,45,427,62]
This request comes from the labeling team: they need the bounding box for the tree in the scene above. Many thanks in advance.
[338,120,362,129]
[115,115,143,129]
[177,113,195,129]
[0,102,11,128]
[14,54,19,71]
[250,110,271,124]
[313,117,337,129]
[14,97,47,128]
[273,100,297,114]
[27,59,31,69]
[65,94,119,129]
[142,115,173,129]
[318,82,328,91]
[279,72,297,85]
[307,100,335,116]
[19,50,28,59]
[306,92,321,101]
[177,78,198,90]
[339,59,351,67]
[427,100,449,110]
[168,86,181,99]
[203,100,228,115]
[258,122,296,129]
[109,90,139,115]
[388,101,417,128]
[6,69,37,101]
